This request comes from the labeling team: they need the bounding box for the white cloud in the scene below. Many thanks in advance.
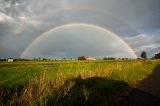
[5,1,11,8]
[18,15,41,27]
[0,12,14,22]
[125,34,148,41]
[0,0,6,12]
[135,43,160,52]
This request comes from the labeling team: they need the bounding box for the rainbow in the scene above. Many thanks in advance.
[20,23,137,58]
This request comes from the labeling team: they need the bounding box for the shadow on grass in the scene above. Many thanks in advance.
[48,64,160,106]
[48,76,129,106]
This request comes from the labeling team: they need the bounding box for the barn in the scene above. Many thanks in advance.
[84,56,96,61]
[7,58,14,62]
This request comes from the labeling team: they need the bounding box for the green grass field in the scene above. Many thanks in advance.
[0,60,160,105]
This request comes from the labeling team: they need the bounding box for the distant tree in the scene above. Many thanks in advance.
[42,58,47,61]
[14,58,30,61]
[152,52,160,59]
[103,57,115,60]
[78,56,86,60]
[0,58,6,61]
[141,51,147,59]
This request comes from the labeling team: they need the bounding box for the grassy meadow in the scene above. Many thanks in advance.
[0,59,160,105]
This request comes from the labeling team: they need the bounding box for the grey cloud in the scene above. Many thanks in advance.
[0,0,160,58]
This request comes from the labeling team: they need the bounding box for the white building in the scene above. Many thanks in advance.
[7,58,14,62]
[84,56,96,61]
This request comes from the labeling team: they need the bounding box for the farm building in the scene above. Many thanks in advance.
[7,58,14,62]
[84,56,96,60]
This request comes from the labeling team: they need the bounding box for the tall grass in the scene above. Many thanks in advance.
[0,60,159,105]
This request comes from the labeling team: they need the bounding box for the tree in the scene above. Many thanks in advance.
[152,52,160,59]
[78,56,86,60]
[141,51,147,59]
[103,57,115,60]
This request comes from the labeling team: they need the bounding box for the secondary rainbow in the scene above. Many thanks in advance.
[20,23,137,58]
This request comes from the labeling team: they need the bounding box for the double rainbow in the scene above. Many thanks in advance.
[21,23,137,58]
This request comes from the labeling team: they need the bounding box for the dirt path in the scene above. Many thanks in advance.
[118,64,160,106]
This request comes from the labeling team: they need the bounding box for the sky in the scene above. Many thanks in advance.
[0,0,160,59]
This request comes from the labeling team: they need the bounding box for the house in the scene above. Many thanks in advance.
[7,58,14,62]
[84,56,96,61]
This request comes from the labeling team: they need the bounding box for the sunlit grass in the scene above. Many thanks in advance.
[0,60,159,105]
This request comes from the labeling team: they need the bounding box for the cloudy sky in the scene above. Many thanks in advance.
[0,0,160,59]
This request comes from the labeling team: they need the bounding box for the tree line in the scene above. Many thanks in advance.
[140,51,160,59]
[0,51,160,61]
